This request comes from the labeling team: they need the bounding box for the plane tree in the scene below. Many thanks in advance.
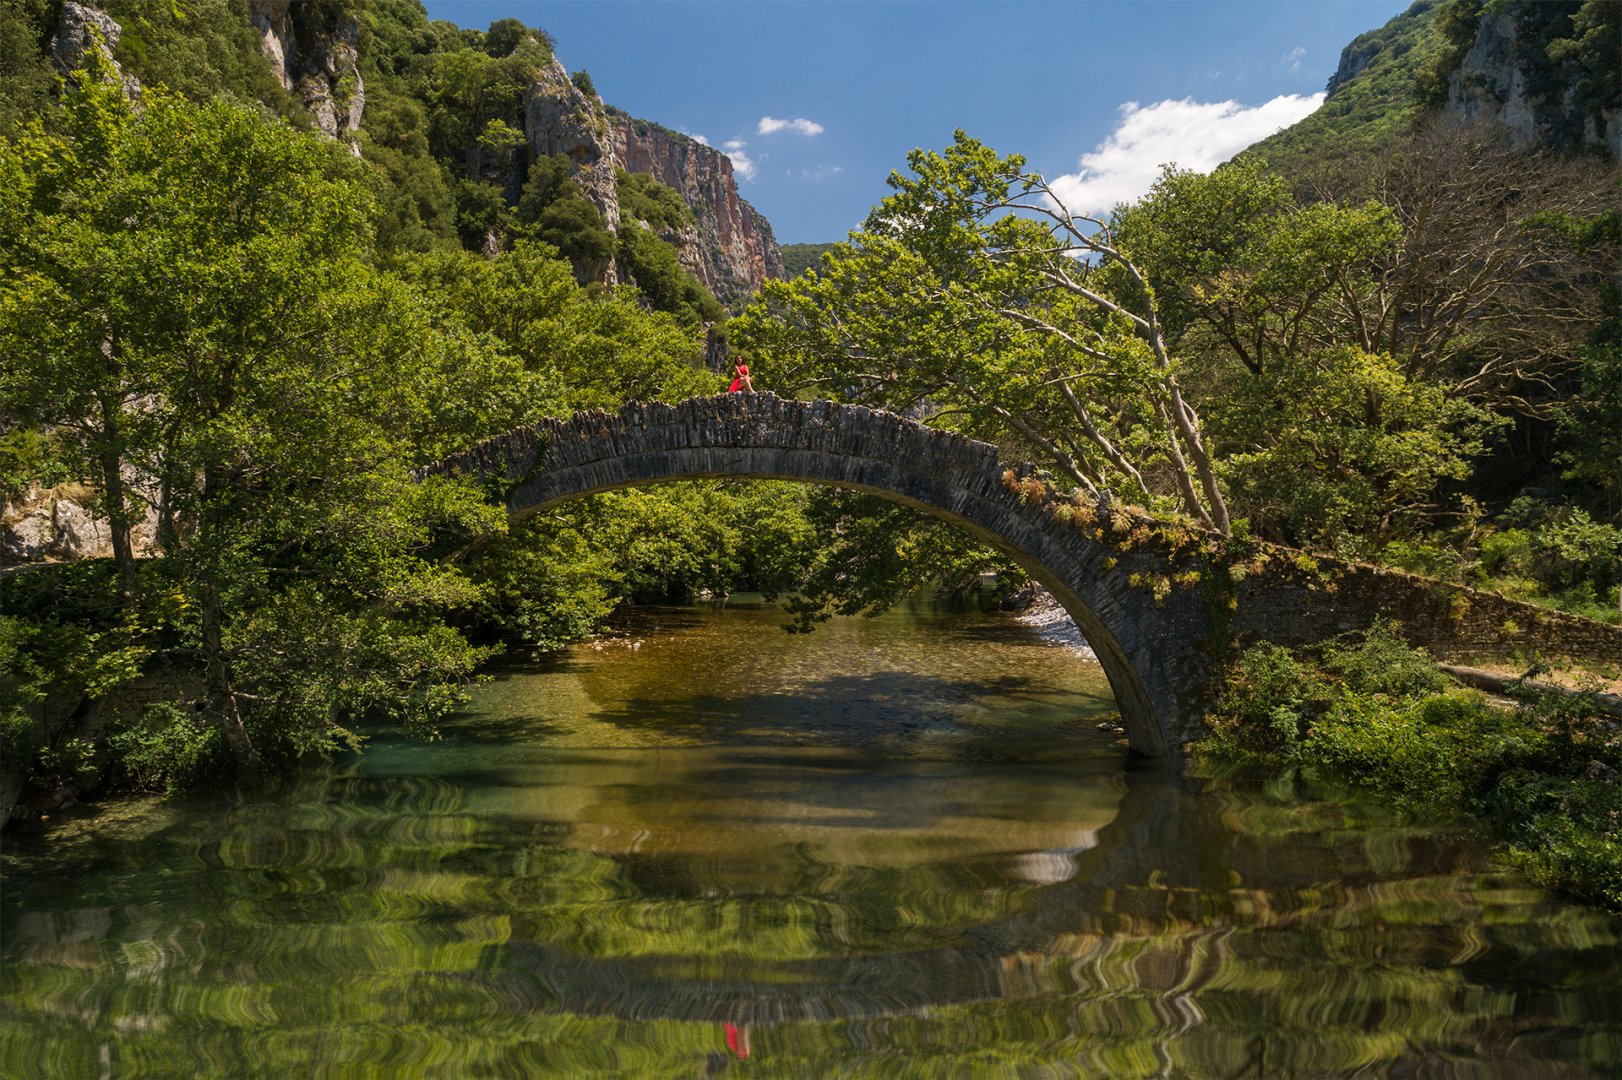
[0,60,514,771]
[734,131,1233,534]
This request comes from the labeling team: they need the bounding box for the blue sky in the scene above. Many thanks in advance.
[422,1,1412,243]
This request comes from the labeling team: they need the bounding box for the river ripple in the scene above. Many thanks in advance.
[3,598,1619,1076]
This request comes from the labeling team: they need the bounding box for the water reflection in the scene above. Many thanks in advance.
[3,599,1619,1076]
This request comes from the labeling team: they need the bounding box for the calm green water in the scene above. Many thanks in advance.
[3,598,1621,1077]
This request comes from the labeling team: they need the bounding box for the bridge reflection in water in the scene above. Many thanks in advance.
[2,600,1619,1076]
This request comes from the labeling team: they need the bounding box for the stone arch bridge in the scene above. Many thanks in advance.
[421,395,1621,757]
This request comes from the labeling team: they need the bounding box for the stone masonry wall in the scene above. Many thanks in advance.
[422,394,1622,755]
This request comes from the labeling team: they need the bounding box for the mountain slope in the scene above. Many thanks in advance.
[1241,0,1448,174]
[5,0,783,307]
[1244,0,1619,176]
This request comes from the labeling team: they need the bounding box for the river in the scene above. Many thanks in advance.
[2,597,1619,1076]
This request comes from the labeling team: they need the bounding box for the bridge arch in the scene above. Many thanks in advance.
[425,394,1218,756]
[424,394,1622,755]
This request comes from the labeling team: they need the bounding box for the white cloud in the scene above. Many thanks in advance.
[758,116,825,137]
[688,132,710,147]
[1286,46,1306,75]
[1049,94,1325,214]
[722,138,756,180]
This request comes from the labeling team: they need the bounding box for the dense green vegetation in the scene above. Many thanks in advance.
[1243,0,1449,174]
[1245,0,1620,176]
[0,47,801,801]
[1,0,1617,907]
[741,126,1619,618]
[779,242,837,278]
[1199,625,1622,910]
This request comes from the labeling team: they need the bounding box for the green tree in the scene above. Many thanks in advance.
[0,0,56,136]
[1112,161,1499,542]
[611,168,726,324]
[355,88,460,254]
[102,0,298,114]
[0,66,509,771]
[617,168,694,232]
[778,489,1020,631]
[511,156,617,280]
[395,239,713,410]
[734,132,1231,532]
[617,223,726,325]
[1,57,169,601]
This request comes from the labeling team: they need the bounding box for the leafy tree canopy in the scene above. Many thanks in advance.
[0,62,513,769]
[735,131,1233,532]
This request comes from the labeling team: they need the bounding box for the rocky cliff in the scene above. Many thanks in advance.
[1244,0,1618,174]
[523,59,622,282]
[519,62,783,305]
[247,0,364,148]
[1444,3,1620,158]
[609,111,785,306]
[1,481,158,564]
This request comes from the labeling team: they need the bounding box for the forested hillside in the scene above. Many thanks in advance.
[1244,0,1619,173]
[780,243,838,279]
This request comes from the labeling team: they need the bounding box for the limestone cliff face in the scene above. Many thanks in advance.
[51,2,120,73]
[1444,5,1620,158]
[517,62,783,305]
[248,0,364,148]
[523,59,621,282]
[1,481,158,564]
[609,113,785,307]
[49,2,139,96]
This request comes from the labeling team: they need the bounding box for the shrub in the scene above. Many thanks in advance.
[106,702,229,797]
[1199,625,1622,910]
[1199,643,1327,766]
[1317,620,1450,698]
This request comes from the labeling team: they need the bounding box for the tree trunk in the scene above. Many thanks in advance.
[95,392,137,605]
[197,462,261,776]
[200,584,261,774]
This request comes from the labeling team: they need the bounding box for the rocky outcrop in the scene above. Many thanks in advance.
[50,2,120,73]
[248,0,364,147]
[1445,4,1620,158]
[49,2,139,96]
[1,483,158,564]
[516,64,783,304]
[524,60,620,283]
[737,200,786,298]
[609,113,785,306]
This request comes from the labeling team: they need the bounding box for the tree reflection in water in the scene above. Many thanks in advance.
[3,600,1619,1076]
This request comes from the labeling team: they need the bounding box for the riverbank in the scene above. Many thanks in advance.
[1197,623,1622,911]
[1011,586,1096,658]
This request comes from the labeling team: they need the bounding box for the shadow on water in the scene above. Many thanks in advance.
[3,599,1621,1076]
[574,670,1113,758]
